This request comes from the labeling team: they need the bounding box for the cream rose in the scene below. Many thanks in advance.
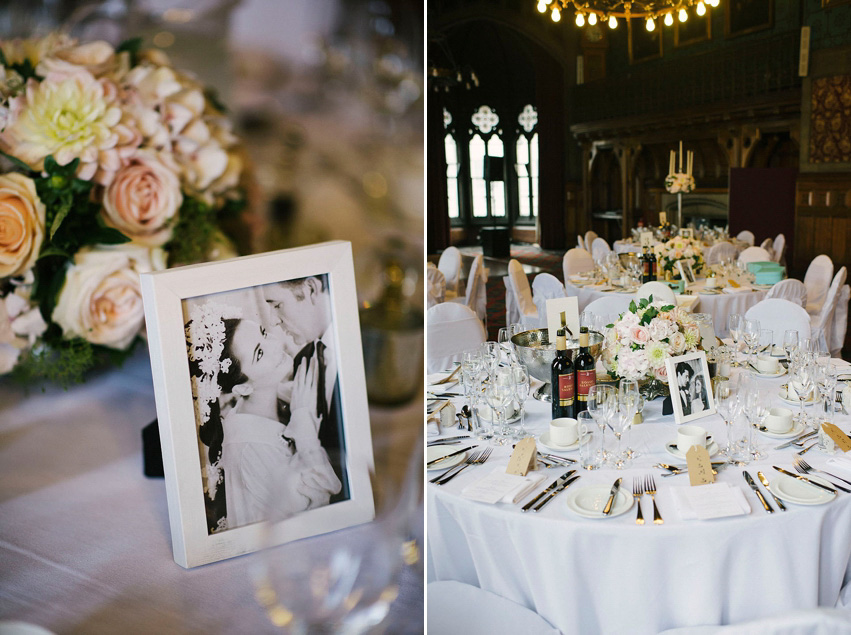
[52,245,165,349]
[0,173,46,278]
[102,151,182,246]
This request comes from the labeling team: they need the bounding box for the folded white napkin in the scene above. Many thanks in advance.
[722,286,752,294]
[827,454,851,477]
[669,482,751,520]
[585,283,612,291]
[461,467,546,504]
[428,372,459,393]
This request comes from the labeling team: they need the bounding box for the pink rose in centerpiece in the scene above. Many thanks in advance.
[654,364,669,382]
[629,324,650,345]
[0,173,46,278]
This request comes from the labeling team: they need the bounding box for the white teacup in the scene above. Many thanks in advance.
[677,424,707,453]
[764,407,793,433]
[755,354,781,374]
[550,417,579,447]
[704,277,720,289]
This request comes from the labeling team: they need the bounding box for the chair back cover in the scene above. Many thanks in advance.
[804,254,835,315]
[584,295,633,320]
[584,230,599,252]
[737,246,771,264]
[577,234,586,251]
[437,246,462,296]
[504,259,537,327]
[427,581,561,635]
[463,254,488,322]
[591,237,612,263]
[745,299,811,346]
[736,230,755,246]
[705,241,738,265]
[773,233,786,263]
[563,248,595,277]
[812,266,847,355]
[427,264,446,309]
[759,237,774,260]
[830,284,850,358]
[532,273,567,329]
[636,281,677,305]
[426,303,486,373]
[656,607,851,635]
[764,278,807,307]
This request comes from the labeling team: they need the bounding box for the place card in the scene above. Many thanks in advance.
[686,445,715,486]
[822,423,851,453]
[506,437,537,476]
[659,211,667,224]
[727,278,740,288]
[671,483,751,520]
[639,231,654,247]
[545,297,580,344]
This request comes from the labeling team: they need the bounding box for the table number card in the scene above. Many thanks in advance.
[686,445,715,486]
[822,423,851,453]
[639,231,654,247]
[506,437,537,476]
[659,211,667,224]
[545,297,580,344]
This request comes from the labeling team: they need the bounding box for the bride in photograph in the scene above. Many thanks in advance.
[188,300,342,532]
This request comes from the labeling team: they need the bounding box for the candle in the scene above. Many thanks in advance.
[679,140,683,172]
[669,150,675,175]
[687,151,693,176]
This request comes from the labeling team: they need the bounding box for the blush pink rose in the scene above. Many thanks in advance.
[654,364,669,381]
[102,150,182,246]
[630,325,650,345]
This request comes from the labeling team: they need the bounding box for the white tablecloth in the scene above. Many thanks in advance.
[427,366,851,634]
[0,352,423,634]
[566,278,767,338]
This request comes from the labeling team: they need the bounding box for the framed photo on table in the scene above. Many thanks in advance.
[141,241,375,568]
[677,259,696,285]
[665,351,716,424]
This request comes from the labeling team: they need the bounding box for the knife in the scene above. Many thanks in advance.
[427,445,476,467]
[532,475,581,512]
[774,431,817,450]
[603,477,623,516]
[757,471,786,511]
[428,436,471,446]
[773,466,838,494]
[743,471,774,513]
[521,470,575,512]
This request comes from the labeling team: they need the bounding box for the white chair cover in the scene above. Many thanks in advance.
[759,237,774,260]
[531,273,566,329]
[427,264,446,309]
[736,230,755,246]
[427,581,561,635]
[811,266,847,356]
[704,241,738,265]
[504,259,537,328]
[745,299,811,347]
[584,295,633,319]
[426,303,486,374]
[765,279,807,307]
[830,284,850,358]
[773,233,786,263]
[613,240,642,254]
[636,281,677,305]
[563,248,595,278]
[438,246,462,298]
[451,254,488,325]
[584,230,599,252]
[657,607,851,635]
[591,237,612,263]
[577,234,586,251]
[804,254,834,316]
[737,246,771,264]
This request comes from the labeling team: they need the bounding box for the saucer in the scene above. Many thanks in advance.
[778,385,817,406]
[565,484,634,518]
[757,420,805,439]
[538,430,590,453]
[749,366,786,379]
[427,445,467,471]
[665,439,720,460]
[768,473,836,505]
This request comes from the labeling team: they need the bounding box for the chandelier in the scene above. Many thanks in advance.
[537,0,720,31]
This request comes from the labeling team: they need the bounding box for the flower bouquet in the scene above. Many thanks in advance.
[653,236,704,279]
[601,297,701,389]
[664,172,695,194]
[0,33,247,384]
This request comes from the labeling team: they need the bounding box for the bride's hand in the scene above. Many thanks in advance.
[291,356,319,416]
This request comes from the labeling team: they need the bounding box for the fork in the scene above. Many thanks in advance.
[794,456,851,490]
[436,447,493,485]
[796,441,818,456]
[429,450,481,484]
[644,474,663,524]
[792,462,851,493]
[632,478,644,525]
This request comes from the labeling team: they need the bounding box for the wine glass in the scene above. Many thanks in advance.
[609,393,635,469]
[461,353,487,439]
[715,378,745,464]
[791,361,815,429]
[741,318,760,368]
[815,360,837,415]
[480,341,499,377]
[727,314,742,365]
[497,327,515,364]
[486,367,515,444]
[619,379,641,459]
[511,363,531,439]
[588,384,613,465]
[758,329,774,357]
[742,386,769,460]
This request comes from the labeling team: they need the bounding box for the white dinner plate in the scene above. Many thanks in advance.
[757,420,806,439]
[749,366,787,379]
[565,483,634,518]
[698,289,722,295]
[665,439,720,460]
[767,473,836,505]
[427,445,467,471]
[538,430,591,453]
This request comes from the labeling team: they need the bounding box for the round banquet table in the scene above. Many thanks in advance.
[0,351,424,634]
[565,278,768,339]
[426,363,851,634]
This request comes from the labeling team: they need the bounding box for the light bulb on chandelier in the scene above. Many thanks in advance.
[575,12,585,26]
[608,14,617,28]
[645,16,655,31]
[664,12,674,26]
[537,0,547,12]
[588,12,597,25]
[697,2,706,15]
[679,8,688,21]
[552,6,561,21]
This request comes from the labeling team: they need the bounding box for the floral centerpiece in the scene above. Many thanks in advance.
[0,33,247,384]
[601,296,701,389]
[653,236,704,279]
[664,172,695,194]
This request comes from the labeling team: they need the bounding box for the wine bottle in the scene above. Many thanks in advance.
[648,248,658,281]
[551,312,576,419]
[641,247,651,284]
[575,327,596,414]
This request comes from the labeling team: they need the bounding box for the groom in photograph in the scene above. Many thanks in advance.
[265,276,349,503]
[676,362,694,417]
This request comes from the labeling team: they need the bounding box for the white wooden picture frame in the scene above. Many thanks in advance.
[676,259,696,285]
[141,241,375,568]
[665,350,716,425]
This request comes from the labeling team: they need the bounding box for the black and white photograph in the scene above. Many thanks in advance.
[677,259,696,285]
[665,351,716,424]
[184,275,349,535]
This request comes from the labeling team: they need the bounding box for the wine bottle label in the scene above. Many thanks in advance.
[557,373,575,406]
[579,333,589,347]
[576,369,596,401]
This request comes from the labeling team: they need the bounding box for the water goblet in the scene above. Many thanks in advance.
[743,388,769,460]
[481,341,500,377]
[715,378,745,463]
[758,329,774,357]
[588,384,613,464]
[741,318,760,367]
[619,379,641,459]
[497,327,514,363]
[727,314,742,365]
[486,367,515,445]
[511,364,531,439]
[609,395,635,469]
[791,362,815,429]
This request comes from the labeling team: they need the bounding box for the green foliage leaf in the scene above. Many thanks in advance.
[166,197,219,264]
[116,37,143,67]
[0,150,34,173]
[629,300,637,313]
[204,87,228,114]
[49,194,73,240]
[661,304,675,312]
[36,246,71,260]
[13,337,97,389]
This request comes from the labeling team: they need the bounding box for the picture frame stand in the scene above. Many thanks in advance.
[142,420,165,478]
